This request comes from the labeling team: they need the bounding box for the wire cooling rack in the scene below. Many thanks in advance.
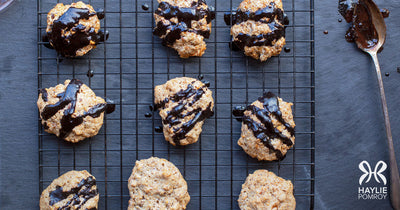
[37,0,315,209]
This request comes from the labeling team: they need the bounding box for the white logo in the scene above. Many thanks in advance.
[359,160,387,185]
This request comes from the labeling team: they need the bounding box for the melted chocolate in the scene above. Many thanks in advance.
[284,47,291,53]
[149,104,155,112]
[351,0,378,49]
[385,72,390,77]
[142,3,149,11]
[155,126,163,133]
[339,0,385,50]
[338,0,356,23]
[87,70,94,78]
[41,79,115,139]
[42,34,54,49]
[105,98,116,114]
[48,7,108,57]
[155,83,213,145]
[241,92,294,160]
[380,8,389,18]
[49,176,98,209]
[323,30,329,34]
[145,112,152,118]
[41,79,83,121]
[232,105,246,122]
[40,89,48,102]
[224,2,289,50]
[96,8,105,19]
[153,0,215,46]
[43,123,49,130]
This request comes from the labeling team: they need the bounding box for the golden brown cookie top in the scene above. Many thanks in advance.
[238,170,296,210]
[128,157,190,209]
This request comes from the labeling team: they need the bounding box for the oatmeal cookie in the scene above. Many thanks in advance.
[154,77,214,146]
[128,157,190,209]
[238,170,295,210]
[153,0,215,58]
[40,170,99,210]
[37,79,115,143]
[46,1,108,57]
[237,92,295,161]
[224,0,289,61]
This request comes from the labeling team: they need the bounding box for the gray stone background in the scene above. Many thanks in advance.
[1,0,400,209]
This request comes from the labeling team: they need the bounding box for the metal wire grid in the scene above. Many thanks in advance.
[37,0,315,209]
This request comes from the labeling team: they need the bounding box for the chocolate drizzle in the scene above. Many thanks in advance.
[40,79,115,139]
[339,0,387,50]
[153,0,215,46]
[232,105,246,121]
[241,92,294,160]
[40,89,48,102]
[47,7,108,57]
[155,82,213,145]
[224,2,289,50]
[49,176,98,209]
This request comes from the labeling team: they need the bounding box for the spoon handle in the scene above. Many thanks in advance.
[370,52,400,210]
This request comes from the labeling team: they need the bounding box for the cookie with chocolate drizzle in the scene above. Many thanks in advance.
[45,1,108,57]
[237,92,295,161]
[37,79,115,143]
[153,0,215,58]
[154,77,214,146]
[224,0,289,61]
[40,170,99,210]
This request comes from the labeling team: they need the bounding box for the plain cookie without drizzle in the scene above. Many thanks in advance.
[128,157,190,210]
[238,170,296,210]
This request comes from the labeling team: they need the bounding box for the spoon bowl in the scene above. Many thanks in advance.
[353,0,386,53]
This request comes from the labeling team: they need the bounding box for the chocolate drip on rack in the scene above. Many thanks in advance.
[49,176,98,209]
[41,79,115,139]
[224,2,289,50]
[241,92,294,160]
[155,82,213,145]
[153,0,215,46]
[47,7,108,57]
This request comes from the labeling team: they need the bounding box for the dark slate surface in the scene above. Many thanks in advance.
[0,0,39,209]
[1,0,400,209]
[315,0,400,209]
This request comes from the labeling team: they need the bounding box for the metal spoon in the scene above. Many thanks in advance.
[353,0,400,208]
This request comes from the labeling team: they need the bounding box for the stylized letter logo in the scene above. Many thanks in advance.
[359,160,387,185]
